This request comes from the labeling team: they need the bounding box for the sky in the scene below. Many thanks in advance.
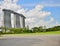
[0,0,60,28]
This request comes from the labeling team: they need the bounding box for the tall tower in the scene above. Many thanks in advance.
[3,9,12,28]
[2,9,26,28]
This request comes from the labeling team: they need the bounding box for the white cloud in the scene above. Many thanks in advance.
[46,21,60,28]
[12,0,18,3]
[25,5,51,18]
[3,0,18,3]
[0,0,21,11]
[17,8,27,14]
[55,22,60,26]
[23,5,53,28]
[28,17,54,28]
[50,17,54,22]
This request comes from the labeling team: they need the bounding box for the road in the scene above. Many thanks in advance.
[0,35,60,46]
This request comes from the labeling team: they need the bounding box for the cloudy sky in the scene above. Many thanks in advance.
[0,0,60,28]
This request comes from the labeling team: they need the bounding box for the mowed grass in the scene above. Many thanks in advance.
[1,31,60,37]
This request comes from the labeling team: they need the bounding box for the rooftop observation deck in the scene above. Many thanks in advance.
[2,9,26,18]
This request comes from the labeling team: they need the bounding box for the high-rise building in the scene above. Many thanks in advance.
[2,9,26,28]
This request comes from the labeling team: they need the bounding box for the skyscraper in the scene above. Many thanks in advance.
[2,9,26,28]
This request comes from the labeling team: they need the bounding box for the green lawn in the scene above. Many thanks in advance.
[37,31,60,34]
[1,31,60,37]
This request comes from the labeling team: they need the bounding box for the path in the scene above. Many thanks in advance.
[0,35,60,46]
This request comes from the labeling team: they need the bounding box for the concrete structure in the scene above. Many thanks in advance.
[2,9,25,28]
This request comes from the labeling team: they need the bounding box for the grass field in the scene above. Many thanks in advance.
[1,31,60,37]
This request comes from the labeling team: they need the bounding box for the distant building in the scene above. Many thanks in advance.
[2,9,26,28]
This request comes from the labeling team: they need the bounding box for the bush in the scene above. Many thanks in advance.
[0,31,2,35]
[9,28,23,33]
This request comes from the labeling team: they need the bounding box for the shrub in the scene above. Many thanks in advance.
[9,28,23,33]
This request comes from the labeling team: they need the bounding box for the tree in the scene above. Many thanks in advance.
[32,27,39,32]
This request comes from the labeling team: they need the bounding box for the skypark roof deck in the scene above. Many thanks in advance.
[3,9,26,18]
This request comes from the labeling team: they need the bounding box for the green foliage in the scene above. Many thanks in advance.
[46,26,60,31]
[9,28,23,33]
[32,27,39,32]
[0,31,2,35]
[32,26,46,32]
[9,28,31,33]
[22,28,30,33]
[0,27,8,33]
[0,26,60,34]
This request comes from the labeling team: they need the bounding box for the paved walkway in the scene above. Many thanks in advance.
[0,35,60,46]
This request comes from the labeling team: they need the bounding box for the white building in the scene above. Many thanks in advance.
[1,9,26,28]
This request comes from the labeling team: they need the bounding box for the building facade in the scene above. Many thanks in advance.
[2,9,25,28]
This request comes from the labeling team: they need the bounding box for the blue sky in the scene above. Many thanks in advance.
[17,0,60,19]
[0,0,60,28]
